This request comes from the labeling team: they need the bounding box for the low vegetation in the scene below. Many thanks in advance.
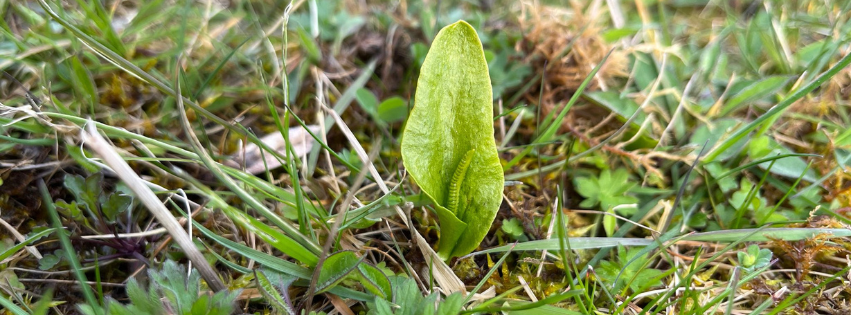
[2,0,851,314]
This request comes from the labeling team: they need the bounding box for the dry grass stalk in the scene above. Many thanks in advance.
[81,121,227,292]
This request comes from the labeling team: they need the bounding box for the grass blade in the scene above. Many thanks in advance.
[703,51,851,162]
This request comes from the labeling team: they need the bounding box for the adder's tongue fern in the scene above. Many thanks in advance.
[400,20,504,260]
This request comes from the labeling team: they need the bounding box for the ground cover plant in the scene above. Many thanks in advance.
[2,0,851,314]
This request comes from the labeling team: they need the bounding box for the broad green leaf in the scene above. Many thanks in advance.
[719,76,793,117]
[64,173,99,213]
[39,251,62,270]
[377,97,408,123]
[584,91,647,126]
[355,88,380,120]
[316,251,363,294]
[401,20,504,260]
[755,137,817,181]
[690,118,747,161]
[583,91,659,149]
[100,192,132,223]
[357,262,393,299]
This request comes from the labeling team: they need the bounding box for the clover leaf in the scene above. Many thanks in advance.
[737,244,772,273]
[574,168,638,213]
[597,245,664,294]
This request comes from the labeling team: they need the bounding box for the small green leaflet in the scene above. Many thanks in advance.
[401,20,504,260]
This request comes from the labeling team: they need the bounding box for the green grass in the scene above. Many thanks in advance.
[2,0,851,314]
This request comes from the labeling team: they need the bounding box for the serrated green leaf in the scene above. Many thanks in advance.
[124,279,162,314]
[255,270,296,315]
[574,169,637,212]
[401,20,504,260]
[150,260,198,314]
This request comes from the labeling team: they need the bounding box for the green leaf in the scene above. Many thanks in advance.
[296,27,322,64]
[748,135,772,159]
[501,218,525,240]
[55,200,84,221]
[316,251,363,294]
[124,279,162,314]
[704,163,738,193]
[64,173,99,213]
[690,118,747,161]
[436,293,465,315]
[357,262,393,299]
[603,210,616,237]
[755,137,818,181]
[355,88,380,119]
[719,76,793,116]
[83,260,239,315]
[69,55,98,111]
[0,228,55,263]
[738,244,773,273]
[573,168,637,212]
[367,276,455,315]
[487,49,531,100]
[66,144,99,173]
[377,97,408,123]
[401,20,504,259]
[150,260,199,314]
[100,192,132,223]
[596,245,664,294]
[255,269,297,315]
[601,26,640,43]
[584,91,647,126]
[473,228,851,256]
[39,250,63,270]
